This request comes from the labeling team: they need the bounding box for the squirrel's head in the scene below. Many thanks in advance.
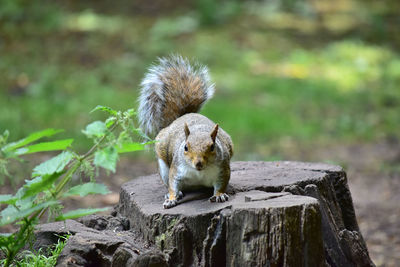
[183,123,218,171]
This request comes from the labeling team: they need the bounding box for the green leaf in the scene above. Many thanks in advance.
[94,146,118,172]
[90,105,118,116]
[55,207,109,221]
[0,232,12,246]
[15,139,74,155]
[0,205,18,225]
[82,121,107,138]
[105,117,117,128]
[0,130,9,146]
[133,127,152,141]
[32,151,74,177]
[0,194,17,205]
[2,129,63,153]
[0,200,59,226]
[63,182,110,197]
[116,142,151,153]
[23,172,63,198]
[15,187,35,209]
[123,108,136,117]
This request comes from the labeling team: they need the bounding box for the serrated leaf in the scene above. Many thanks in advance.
[0,200,59,226]
[55,207,109,221]
[63,182,110,198]
[2,129,63,153]
[15,139,74,155]
[82,121,107,138]
[94,146,118,172]
[0,194,17,205]
[90,105,118,116]
[32,151,74,177]
[22,172,63,198]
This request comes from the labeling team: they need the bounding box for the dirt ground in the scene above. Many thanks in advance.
[1,141,399,266]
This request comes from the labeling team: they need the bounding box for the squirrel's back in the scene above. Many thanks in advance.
[138,55,215,137]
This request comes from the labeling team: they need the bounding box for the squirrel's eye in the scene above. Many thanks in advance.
[184,145,188,152]
[210,144,215,151]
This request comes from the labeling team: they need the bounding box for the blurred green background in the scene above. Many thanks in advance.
[1,1,400,265]
[0,0,399,159]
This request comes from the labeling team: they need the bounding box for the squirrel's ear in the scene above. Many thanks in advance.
[184,123,190,139]
[210,124,219,143]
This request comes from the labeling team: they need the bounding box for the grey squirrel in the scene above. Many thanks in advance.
[138,55,233,209]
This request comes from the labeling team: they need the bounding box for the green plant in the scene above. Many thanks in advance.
[0,106,152,267]
[0,235,69,267]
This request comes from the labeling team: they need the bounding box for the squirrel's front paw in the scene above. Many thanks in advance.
[163,199,178,209]
[209,193,229,203]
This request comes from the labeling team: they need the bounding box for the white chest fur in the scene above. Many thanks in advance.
[177,163,220,189]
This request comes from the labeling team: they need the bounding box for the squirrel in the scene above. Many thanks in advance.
[138,55,233,209]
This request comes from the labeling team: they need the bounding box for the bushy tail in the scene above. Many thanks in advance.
[138,55,215,137]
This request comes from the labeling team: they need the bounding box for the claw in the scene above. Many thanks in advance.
[209,193,229,203]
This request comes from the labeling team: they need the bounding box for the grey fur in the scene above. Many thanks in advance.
[138,55,215,137]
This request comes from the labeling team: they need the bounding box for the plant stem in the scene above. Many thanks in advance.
[81,122,118,161]
[54,161,81,199]
[3,116,122,266]
[4,218,33,267]
[37,122,119,220]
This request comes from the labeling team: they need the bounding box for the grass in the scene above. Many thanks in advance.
[0,0,399,159]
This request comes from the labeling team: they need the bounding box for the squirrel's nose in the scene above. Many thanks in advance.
[195,161,203,170]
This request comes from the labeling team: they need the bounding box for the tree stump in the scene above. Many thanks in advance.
[117,161,375,267]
